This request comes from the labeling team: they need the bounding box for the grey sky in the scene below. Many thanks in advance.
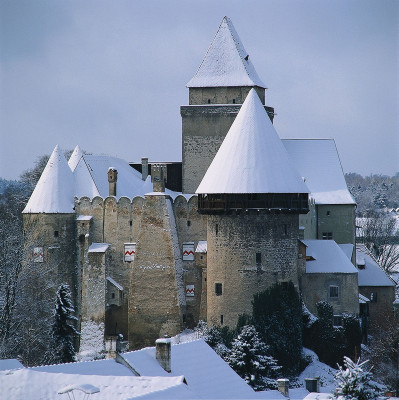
[1,0,398,181]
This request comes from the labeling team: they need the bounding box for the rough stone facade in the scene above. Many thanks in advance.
[301,273,359,316]
[206,213,301,327]
[359,285,395,325]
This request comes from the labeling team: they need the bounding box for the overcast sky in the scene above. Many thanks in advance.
[1,0,398,181]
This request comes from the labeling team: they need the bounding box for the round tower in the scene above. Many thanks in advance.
[196,90,309,328]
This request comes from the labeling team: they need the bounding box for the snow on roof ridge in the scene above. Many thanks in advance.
[23,145,75,214]
[186,16,266,88]
[196,89,309,194]
[68,145,84,172]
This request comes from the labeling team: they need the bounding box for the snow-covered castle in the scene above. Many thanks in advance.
[22,17,395,353]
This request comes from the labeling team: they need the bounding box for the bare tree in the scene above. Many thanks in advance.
[357,211,399,274]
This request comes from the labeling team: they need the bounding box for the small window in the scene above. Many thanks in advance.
[208,99,211,104]
[215,224,218,236]
[232,99,236,104]
[322,232,333,240]
[129,220,132,226]
[215,283,223,296]
[329,285,339,298]
[370,292,378,302]
[326,211,331,216]
[79,234,85,244]
[333,315,343,327]
[256,252,262,266]
[187,220,191,227]
[111,293,115,299]
[220,315,224,325]
[284,224,288,236]
[54,231,59,238]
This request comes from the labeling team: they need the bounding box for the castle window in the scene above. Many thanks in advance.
[322,232,333,240]
[327,211,330,216]
[208,99,211,104]
[232,99,236,104]
[215,224,218,235]
[54,230,59,238]
[111,293,115,299]
[329,285,339,299]
[187,220,191,227]
[220,315,224,325]
[256,252,261,266]
[79,234,85,244]
[215,283,223,296]
[284,224,288,236]
[129,220,132,226]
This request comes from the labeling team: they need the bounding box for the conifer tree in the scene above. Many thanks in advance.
[227,325,280,391]
[334,357,380,400]
[48,284,79,364]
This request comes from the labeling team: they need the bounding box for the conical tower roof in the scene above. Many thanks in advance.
[196,89,309,194]
[23,145,75,213]
[68,145,84,171]
[187,17,266,88]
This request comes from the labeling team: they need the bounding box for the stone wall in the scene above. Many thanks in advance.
[188,86,265,105]
[301,273,359,316]
[206,213,300,327]
[317,204,356,245]
[359,286,395,325]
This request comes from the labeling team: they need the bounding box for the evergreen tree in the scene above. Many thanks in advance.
[252,282,303,374]
[227,325,280,391]
[334,357,380,400]
[48,284,79,364]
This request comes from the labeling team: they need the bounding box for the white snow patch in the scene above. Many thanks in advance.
[88,243,110,253]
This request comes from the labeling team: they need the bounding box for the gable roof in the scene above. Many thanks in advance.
[186,17,266,89]
[356,244,396,287]
[23,145,75,214]
[196,89,309,194]
[282,139,355,205]
[303,240,358,274]
[122,339,256,399]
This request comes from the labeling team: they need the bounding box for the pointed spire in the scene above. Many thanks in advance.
[68,145,84,171]
[187,17,266,88]
[23,145,75,213]
[196,89,309,194]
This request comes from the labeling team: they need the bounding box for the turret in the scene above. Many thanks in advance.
[196,90,309,327]
[182,17,274,193]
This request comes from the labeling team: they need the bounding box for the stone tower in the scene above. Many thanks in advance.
[22,146,78,358]
[196,89,309,328]
[181,16,274,194]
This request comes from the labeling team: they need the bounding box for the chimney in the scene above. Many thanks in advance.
[151,164,166,192]
[277,379,289,397]
[108,167,118,196]
[141,158,148,181]
[155,337,171,372]
[305,378,320,393]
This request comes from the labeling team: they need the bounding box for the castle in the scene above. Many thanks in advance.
[22,17,394,354]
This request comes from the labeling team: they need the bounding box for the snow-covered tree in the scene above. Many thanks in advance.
[47,284,80,364]
[334,357,380,400]
[195,320,230,359]
[227,325,281,391]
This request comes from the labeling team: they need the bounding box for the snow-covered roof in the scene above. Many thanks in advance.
[196,89,309,195]
[282,139,355,205]
[23,145,75,213]
[68,145,84,172]
[0,359,24,371]
[122,339,256,399]
[24,145,187,213]
[195,241,207,253]
[106,276,123,291]
[0,369,190,400]
[359,293,370,303]
[356,244,396,287]
[88,243,110,253]
[186,17,266,88]
[76,215,93,221]
[338,244,354,260]
[303,240,358,274]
